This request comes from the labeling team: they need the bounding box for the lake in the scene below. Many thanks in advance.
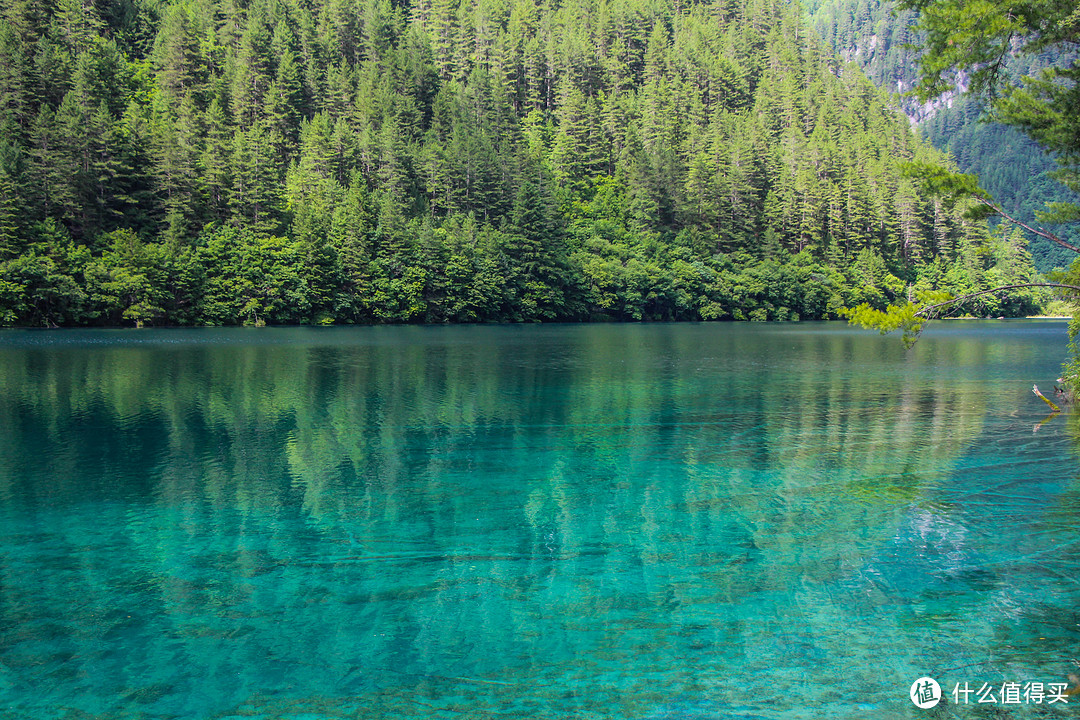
[0,321,1077,718]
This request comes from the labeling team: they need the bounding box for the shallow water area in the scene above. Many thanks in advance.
[0,320,1078,719]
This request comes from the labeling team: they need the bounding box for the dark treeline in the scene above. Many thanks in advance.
[0,0,1042,326]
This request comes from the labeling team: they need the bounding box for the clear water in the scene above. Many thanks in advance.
[0,321,1078,719]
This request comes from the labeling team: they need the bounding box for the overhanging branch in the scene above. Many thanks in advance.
[976,197,1080,253]
[916,282,1080,318]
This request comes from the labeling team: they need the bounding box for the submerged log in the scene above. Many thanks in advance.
[1033,384,1061,412]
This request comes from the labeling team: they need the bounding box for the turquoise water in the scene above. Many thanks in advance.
[0,321,1078,719]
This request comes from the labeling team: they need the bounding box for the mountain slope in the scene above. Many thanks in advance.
[806,0,1079,271]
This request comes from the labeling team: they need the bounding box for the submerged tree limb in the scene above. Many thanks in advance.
[1033,384,1061,412]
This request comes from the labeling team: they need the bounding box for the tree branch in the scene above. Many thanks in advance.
[1033,384,1061,412]
[976,197,1080,253]
[916,282,1080,318]
[982,29,1014,100]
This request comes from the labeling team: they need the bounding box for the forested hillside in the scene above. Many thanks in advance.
[0,0,1040,326]
[806,0,1079,271]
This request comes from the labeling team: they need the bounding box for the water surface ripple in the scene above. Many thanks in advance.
[0,321,1077,719]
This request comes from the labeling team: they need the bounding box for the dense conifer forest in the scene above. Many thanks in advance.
[806,0,1079,272]
[0,0,1043,326]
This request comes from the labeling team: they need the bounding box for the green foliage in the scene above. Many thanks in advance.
[0,0,1047,326]
[899,161,988,211]
[89,228,169,326]
[0,220,94,326]
[808,0,1080,273]
[842,300,925,348]
[896,0,1080,265]
[921,101,1080,271]
[811,0,1080,362]
[196,226,313,325]
[1063,313,1080,389]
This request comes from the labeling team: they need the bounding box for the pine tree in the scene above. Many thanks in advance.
[0,25,32,140]
[230,120,284,235]
[153,94,200,244]
[199,97,232,222]
[0,0,1043,326]
[0,141,24,258]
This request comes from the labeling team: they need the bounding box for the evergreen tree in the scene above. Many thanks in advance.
[0,0,1047,326]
